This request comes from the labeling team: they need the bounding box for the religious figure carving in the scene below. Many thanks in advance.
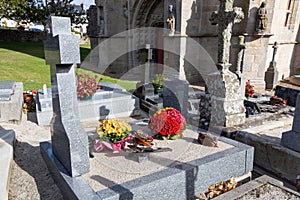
[256,2,268,33]
[167,5,175,35]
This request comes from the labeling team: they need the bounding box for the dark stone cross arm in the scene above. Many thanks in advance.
[209,1,244,66]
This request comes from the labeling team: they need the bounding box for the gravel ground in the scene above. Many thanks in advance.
[237,183,300,200]
[0,119,63,200]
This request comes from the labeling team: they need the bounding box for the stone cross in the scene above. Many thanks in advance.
[143,44,152,84]
[265,42,279,89]
[43,16,90,177]
[206,1,246,128]
[209,0,244,70]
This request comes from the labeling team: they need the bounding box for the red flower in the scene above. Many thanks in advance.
[148,107,187,137]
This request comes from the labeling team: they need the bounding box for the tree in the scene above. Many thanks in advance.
[0,0,86,25]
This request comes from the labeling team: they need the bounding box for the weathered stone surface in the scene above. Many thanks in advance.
[236,130,300,183]
[0,81,16,101]
[0,82,23,123]
[0,130,15,200]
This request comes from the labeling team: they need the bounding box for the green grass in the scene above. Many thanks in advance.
[0,41,136,91]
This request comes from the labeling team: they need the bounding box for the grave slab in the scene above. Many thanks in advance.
[41,122,254,199]
[36,87,139,126]
[0,81,16,101]
[0,82,23,123]
[0,130,15,200]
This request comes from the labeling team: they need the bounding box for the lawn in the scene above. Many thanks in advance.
[0,41,136,91]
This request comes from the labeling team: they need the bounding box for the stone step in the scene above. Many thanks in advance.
[0,130,15,200]
[241,120,286,134]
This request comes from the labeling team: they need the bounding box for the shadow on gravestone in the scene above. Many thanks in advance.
[41,16,90,177]
[281,93,300,153]
[163,80,189,118]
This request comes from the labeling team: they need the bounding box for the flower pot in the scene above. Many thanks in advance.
[154,87,163,95]
[79,95,92,101]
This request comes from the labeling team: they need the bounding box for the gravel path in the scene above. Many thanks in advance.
[0,119,63,200]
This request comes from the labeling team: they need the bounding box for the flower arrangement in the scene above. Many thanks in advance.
[152,74,164,90]
[76,73,102,99]
[23,90,37,113]
[245,80,255,97]
[94,119,133,152]
[270,95,287,106]
[148,107,187,140]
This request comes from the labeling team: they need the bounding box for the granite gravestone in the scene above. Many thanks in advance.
[41,16,90,177]
[281,94,300,152]
[163,80,189,118]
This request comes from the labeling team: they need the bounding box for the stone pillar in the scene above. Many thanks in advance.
[281,94,300,153]
[42,16,90,177]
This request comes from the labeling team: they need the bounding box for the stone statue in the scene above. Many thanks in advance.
[256,2,268,33]
[167,5,175,35]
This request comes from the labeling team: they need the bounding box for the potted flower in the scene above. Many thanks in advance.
[23,90,37,113]
[76,73,101,100]
[245,80,254,98]
[94,119,133,153]
[148,107,187,140]
[152,74,164,94]
[270,95,287,106]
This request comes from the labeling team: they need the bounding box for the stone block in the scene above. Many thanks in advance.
[36,89,139,126]
[0,130,15,200]
[237,131,300,183]
[44,34,80,65]
[47,16,71,37]
[275,85,300,107]
[0,81,15,101]
[0,82,23,123]
[163,80,189,118]
[292,93,300,132]
[50,66,90,177]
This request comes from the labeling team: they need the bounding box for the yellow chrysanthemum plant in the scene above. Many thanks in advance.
[94,119,133,153]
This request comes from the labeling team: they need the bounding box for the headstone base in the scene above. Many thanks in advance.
[281,131,300,153]
[207,68,246,127]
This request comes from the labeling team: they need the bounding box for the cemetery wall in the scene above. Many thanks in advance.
[0,29,46,42]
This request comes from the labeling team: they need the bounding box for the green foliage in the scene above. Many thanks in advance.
[0,0,86,25]
[152,74,164,89]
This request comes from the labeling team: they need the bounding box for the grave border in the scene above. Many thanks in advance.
[40,129,254,200]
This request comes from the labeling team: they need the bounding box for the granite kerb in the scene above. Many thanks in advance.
[40,127,254,200]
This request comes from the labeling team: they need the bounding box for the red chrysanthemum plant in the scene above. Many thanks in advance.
[148,107,187,140]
